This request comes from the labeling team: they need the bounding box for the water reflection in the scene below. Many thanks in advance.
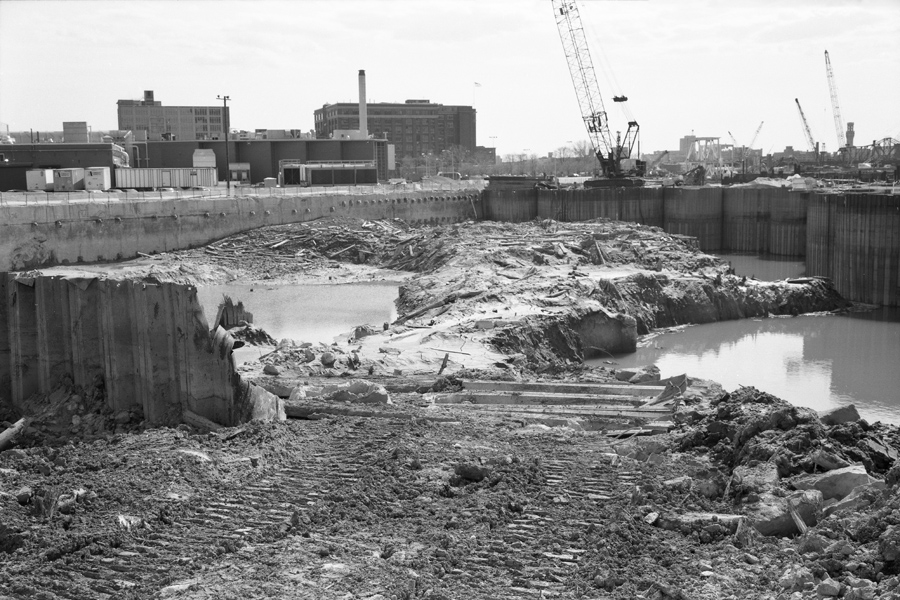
[196,283,399,345]
[593,310,900,425]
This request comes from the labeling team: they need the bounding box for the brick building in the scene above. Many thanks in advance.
[117,91,229,142]
[314,100,476,159]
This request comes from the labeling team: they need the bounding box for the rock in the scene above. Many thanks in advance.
[792,464,876,500]
[810,448,851,471]
[824,481,888,516]
[879,525,900,563]
[352,325,378,340]
[57,495,76,515]
[15,486,32,505]
[777,563,814,591]
[614,365,660,384]
[321,380,391,405]
[748,489,823,537]
[734,462,780,495]
[654,511,746,535]
[320,352,336,367]
[819,404,861,426]
[797,532,830,555]
[662,476,692,491]
[288,387,307,402]
[816,577,841,597]
[114,411,131,425]
[246,383,287,422]
[455,463,491,482]
[263,364,281,376]
[4,449,27,460]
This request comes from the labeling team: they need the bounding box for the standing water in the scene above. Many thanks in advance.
[196,282,399,360]
[589,254,900,425]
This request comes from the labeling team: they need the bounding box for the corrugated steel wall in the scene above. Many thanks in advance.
[1,275,241,426]
[807,194,900,306]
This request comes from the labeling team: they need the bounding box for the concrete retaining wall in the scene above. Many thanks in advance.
[0,191,481,271]
[0,273,257,427]
[807,194,900,306]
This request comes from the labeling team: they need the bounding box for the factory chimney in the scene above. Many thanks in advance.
[358,69,368,139]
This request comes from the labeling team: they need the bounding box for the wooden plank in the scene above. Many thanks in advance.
[442,391,647,407]
[461,379,665,397]
[436,403,671,419]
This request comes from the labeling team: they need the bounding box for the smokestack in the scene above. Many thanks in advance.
[358,69,368,139]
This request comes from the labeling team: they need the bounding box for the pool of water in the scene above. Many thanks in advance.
[718,253,806,281]
[589,253,900,424]
[591,308,900,424]
[196,282,399,345]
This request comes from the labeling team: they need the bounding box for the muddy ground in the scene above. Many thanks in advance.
[2,216,899,600]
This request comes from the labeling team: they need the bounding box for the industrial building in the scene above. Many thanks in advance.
[0,138,388,191]
[314,98,476,159]
[117,91,229,142]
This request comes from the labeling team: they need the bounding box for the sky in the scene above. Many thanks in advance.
[1,0,898,158]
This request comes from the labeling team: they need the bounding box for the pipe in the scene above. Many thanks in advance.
[358,69,368,139]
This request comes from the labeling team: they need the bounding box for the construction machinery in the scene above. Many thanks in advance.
[552,0,644,183]
[795,98,818,154]
[825,50,846,150]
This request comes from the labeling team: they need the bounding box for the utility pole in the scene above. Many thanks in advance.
[217,95,231,192]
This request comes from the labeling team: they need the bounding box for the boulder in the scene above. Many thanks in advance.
[733,462,780,495]
[247,383,287,422]
[792,464,876,500]
[263,364,281,376]
[879,525,900,563]
[810,448,851,471]
[817,577,841,597]
[776,563,814,592]
[455,463,491,482]
[819,404,861,426]
[321,380,391,405]
[824,481,888,516]
[352,325,378,340]
[320,352,336,368]
[748,489,823,537]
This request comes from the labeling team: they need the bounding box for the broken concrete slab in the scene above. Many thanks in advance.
[823,481,888,516]
[791,464,877,500]
[819,404,861,426]
[654,511,746,535]
[746,489,823,537]
[319,380,391,405]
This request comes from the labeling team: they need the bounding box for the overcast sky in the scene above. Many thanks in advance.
[1,0,898,158]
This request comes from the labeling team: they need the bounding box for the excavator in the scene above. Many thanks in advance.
[552,0,645,187]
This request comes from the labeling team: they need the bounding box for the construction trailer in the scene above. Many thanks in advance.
[279,160,377,187]
[113,167,218,190]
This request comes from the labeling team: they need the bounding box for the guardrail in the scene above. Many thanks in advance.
[0,181,485,206]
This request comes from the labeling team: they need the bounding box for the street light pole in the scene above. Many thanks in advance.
[217,95,230,192]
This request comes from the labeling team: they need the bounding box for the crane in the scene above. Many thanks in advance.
[746,121,764,151]
[552,0,642,179]
[795,98,817,152]
[825,50,846,149]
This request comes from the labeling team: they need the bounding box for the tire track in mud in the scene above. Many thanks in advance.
[46,425,404,599]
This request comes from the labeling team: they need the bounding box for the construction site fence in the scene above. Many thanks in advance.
[0,181,484,207]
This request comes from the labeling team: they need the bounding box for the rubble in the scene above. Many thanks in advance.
[0,216,894,599]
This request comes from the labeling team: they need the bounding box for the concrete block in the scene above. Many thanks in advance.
[748,489,823,537]
[792,464,876,500]
[819,404,861,426]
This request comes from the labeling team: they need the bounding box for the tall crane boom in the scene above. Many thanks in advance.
[795,98,816,152]
[552,0,640,178]
[824,50,846,148]
[747,121,764,150]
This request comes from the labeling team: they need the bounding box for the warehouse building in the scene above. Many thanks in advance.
[314,99,475,160]
[117,90,229,142]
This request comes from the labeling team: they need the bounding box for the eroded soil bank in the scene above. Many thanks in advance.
[3,216,898,600]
